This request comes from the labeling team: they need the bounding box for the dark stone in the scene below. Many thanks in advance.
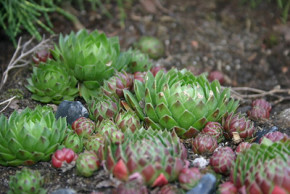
[187,173,216,194]
[55,101,89,125]
[254,126,278,143]
[51,188,77,194]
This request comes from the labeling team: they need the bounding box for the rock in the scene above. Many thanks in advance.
[51,188,77,194]
[276,108,290,128]
[55,101,89,125]
[186,173,216,194]
[254,126,278,143]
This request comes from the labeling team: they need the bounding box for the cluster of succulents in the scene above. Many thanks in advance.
[248,99,272,119]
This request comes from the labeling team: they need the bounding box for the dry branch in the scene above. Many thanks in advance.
[0,36,52,91]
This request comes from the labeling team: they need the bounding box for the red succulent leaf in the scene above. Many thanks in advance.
[218,181,238,194]
[51,148,78,168]
[113,159,129,181]
[152,173,168,187]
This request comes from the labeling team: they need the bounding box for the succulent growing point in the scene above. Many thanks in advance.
[51,148,78,170]
[9,168,45,194]
[72,117,95,138]
[51,29,129,101]
[217,181,238,194]
[98,128,187,187]
[222,113,256,140]
[235,142,252,153]
[135,36,165,59]
[0,106,67,166]
[178,167,202,191]
[192,134,218,155]
[32,48,53,64]
[102,71,133,98]
[26,60,78,104]
[201,121,224,142]
[230,139,290,193]
[76,151,100,177]
[115,110,141,132]
[258,131,289,143]
[63,131,84,153]
[126,49,153,73]
[124,69,238,138]
[210,147,236,175]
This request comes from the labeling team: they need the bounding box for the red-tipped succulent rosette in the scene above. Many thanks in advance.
[178,167,202,190]
[72,117,95,138]
[218,181,238,194]
[258,131,289,143]
[51,148,78,171]
[201,121,224,142]
[235,142,252,153]
[192,133,218,155]
[210,147,236,175]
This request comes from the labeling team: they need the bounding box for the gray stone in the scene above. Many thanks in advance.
[55,100,89,125]
[51,188,76,194]
[187,173,216,194]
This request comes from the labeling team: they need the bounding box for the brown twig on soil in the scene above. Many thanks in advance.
[0,36,52,91]
[0,96,16,113]
[225,86,290,105]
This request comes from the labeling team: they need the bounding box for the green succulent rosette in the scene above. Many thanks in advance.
[126,49,153,73]
[0,106,67,166]
[26,60,78,104]
[231,138,290,193]
[135,36,165,59]
[52,29,129,101]
[9,168,46,194]
[124,69,239,138]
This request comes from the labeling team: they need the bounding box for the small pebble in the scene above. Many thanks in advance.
[186,173,216,194]
[254,126,278,143]
[55,101,89,125]
[51,188,77,194]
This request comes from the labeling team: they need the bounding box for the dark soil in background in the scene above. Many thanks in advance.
[0,0,289,193]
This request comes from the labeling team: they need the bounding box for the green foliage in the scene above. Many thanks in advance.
[241,0,289,22]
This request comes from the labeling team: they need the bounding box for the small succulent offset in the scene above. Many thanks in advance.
[217,181,238,194]
[192,134,218,155]
[51,29,128,101]
[115,110,141,132]
[124,69,238,138]
[223,113,256,140]
[26,60,78,104]
[72,117,95,138]
[126,49,153,73]
[76,151,100,177]
[248,99,272,120]
[230,138,290,193]
[0,106,67,166]
[135,36,165,59]
[63,131,84,153]
[51,148,78,170]
[201,121,224,142]
[98,128,187,187]
[210,147,236,175]
[9,168,46,194]
[258,131,289,143]
[178,167,202,191]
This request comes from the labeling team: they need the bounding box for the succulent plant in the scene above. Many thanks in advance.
[159,184,183,194]
[235,142,252,154]
[96,119,119,137]
[115,110,141,132]
[192,134,218,155]
[26,60,78,104]
[150,66,167,77]
[89,97,119,122]
[230,139,290,193]
[178,167,202,191]
[124,69,238,138]
[208,71,225,84]
[248,99,272,120]
[8,168,45,194]
[51,148,78,170]
[201,121,224,142]
[98,128,187,187]
[0,106,67,166]
[258,131,289,143]
[133,71,147,83]
[32,48,53,64]
[210,147,236,175]
[76,151,100,177]
[102,71,134,98]
[135,36,165,59]
[222,113,256,140]
[111,130,125,144]
[217,181,238,194]
[63,131,84,153]
[72,117,95,138]
[126,49,153,73]
[84,133,105,151]
[51,29,129,101]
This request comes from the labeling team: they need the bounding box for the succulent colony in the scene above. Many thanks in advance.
[1,29,289,193]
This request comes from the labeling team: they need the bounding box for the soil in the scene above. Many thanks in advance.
[0,0,289,193]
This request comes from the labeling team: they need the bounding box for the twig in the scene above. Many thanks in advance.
[224,86,290,105]
[0,36,52,91]
[0,96,16,113]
